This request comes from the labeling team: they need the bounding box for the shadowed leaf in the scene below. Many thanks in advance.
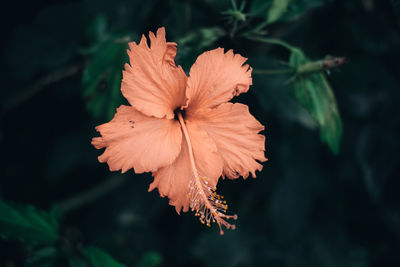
[82,37,128,120]
[87,15,108,43]
[83,246,126,267]
[290,50,343,155]
[279,0,324,21]
[266,0,291,24]
[250,0,324,22]
[135,251,162,267]
[0,200,60,246]
[25,247,59,267]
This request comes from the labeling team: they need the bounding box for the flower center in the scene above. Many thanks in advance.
[174,108,186,121]
[176,111,237,235]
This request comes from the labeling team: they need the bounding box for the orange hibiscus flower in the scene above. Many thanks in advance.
[92,27,267,234]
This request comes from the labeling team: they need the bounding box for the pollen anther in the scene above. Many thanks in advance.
[188,176,237,235]
[177,111,237,235]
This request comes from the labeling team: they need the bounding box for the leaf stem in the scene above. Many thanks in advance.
[253,68,294,75]
[2,64,83,113]
[245,35,302,54]
[57,174,127,213]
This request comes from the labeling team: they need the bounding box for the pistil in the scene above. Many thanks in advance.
[176,111,237,235]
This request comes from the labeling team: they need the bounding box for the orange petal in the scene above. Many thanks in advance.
[188,103,267,179]
[186,120,223,188]
[122,27,187,119]
[149,120,223,214]
[92,105,182,173]
[184,48,252,114]
[149,140,192,214]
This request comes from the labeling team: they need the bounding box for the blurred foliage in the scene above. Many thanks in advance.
[289,50,343,154]
[249,36,343,153]
[250,0,325,20]
[81,15,131,121]
[0,200,60,247]
[265,0,291,24]
[135,251,162,267]
[1,0,400,266]
[0,199,126,267]
[80,246,126,267]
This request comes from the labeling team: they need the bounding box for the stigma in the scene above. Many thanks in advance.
[188,176,237,235]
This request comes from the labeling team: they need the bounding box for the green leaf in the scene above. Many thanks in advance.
[26,247,59,267]
[82,37,128,120]
[135,251,162,267]
[82,246,126,267]
[266,0,291,24]
[0,200,60,246]
[87,15,108,43]
[249,0,273,17]
[177,27,226,50]
[250,0,324,23]
[317,74,343,154]
[279,0,324,22]
[290,51,343,154]
[289,48,308,65]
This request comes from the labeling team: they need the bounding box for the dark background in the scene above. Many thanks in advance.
[1,0,400,266]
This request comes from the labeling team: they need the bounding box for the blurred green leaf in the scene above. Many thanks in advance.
[26,247,59,267]
[82,246,126,267]
[87,15,108,43]
[249,0,272,17]
[82,37,128,120]
[0,200,60,246]
[222,0,246,20]
[221,0,246,37]
[250,0,324,22]
[266,0,291,24]
[279,0,324,22]
[290,50,343,155]
[178,27,226,50]
[135,251,162,267]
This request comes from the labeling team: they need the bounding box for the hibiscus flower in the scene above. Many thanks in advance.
[92,27,267,234]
